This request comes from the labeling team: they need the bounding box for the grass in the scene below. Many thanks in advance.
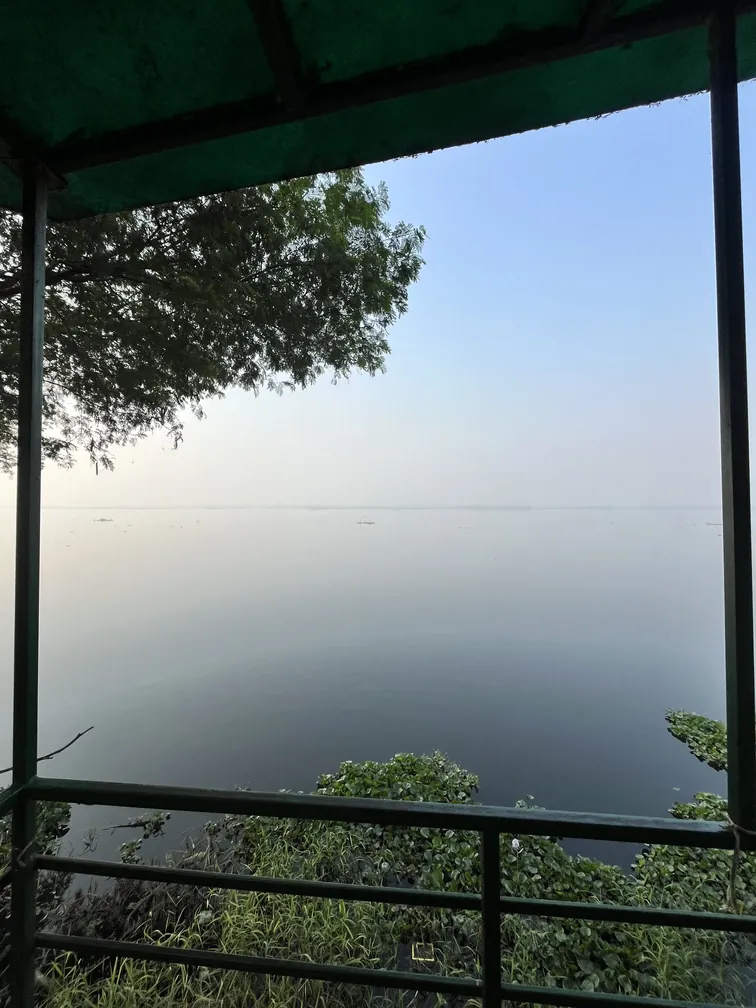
[45,897,404,1008]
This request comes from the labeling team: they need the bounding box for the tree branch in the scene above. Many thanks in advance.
[0,262,163,300]
[0,725,94,775]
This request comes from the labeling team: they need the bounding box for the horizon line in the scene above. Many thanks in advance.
[0,503,724,512]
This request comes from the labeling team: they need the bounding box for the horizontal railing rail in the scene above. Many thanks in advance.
[34,933,730,1008]
[27,775,745,848]
[36,854,481,910]
[34,854,756,933]
[36,932,482,999]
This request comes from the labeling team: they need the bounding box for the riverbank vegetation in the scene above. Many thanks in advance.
[665,709,728,771]
[1,714,752,1006]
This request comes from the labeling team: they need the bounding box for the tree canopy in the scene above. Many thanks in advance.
[0,169,425,470]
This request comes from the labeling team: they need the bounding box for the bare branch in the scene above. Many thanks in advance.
[105,818,156,832]
[0,262,162,300]
[0,725,94,775]
[104,810,171,837]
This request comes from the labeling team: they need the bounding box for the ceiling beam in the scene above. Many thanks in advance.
[0,113,66,190]
[580,0,618,40]
[46,0,754,176]
[247,0,306,109]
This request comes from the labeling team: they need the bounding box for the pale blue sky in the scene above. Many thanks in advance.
[15,84,756,508]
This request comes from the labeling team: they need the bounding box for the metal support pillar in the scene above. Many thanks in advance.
[10,162,47,1006]
[709,2,756,830]
[481,830,501,1006]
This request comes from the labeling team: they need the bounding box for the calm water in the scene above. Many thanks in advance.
[0,506,728,860]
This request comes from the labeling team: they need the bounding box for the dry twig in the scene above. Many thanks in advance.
[0,725,94,775]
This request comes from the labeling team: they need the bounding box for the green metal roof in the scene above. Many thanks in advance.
[1,1,755,219]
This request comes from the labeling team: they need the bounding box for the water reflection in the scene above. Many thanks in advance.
[0,507,727,859]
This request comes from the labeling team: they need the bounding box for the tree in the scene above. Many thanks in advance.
[0,169,425,471]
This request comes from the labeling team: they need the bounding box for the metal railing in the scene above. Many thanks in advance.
[4,775,756,1008]
[3,3,756,1006]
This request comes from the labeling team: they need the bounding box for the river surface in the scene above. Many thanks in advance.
[0,506,728,862]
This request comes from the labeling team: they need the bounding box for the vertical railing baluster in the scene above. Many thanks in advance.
[709,1,756,830]
[10,162,47,1007]
[481,830,501,1007]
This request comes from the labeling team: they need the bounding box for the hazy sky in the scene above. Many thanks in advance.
[9,84,756,508]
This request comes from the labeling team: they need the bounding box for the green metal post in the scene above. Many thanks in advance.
[481,830,501,1006]
[709,2,756,831]
[10,162,47,1007]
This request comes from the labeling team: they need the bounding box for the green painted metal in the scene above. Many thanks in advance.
[28,775,741,847]
[11,166,45,793]
[481,830,502,1008]
[33,853,756,933]
[497,893,756,932]
[9,164,47,1008]
[32,932,742,1008]
[37,854,480,911]
[36,933,481,999]
[3,1,756,217]
[710,2,756,830]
